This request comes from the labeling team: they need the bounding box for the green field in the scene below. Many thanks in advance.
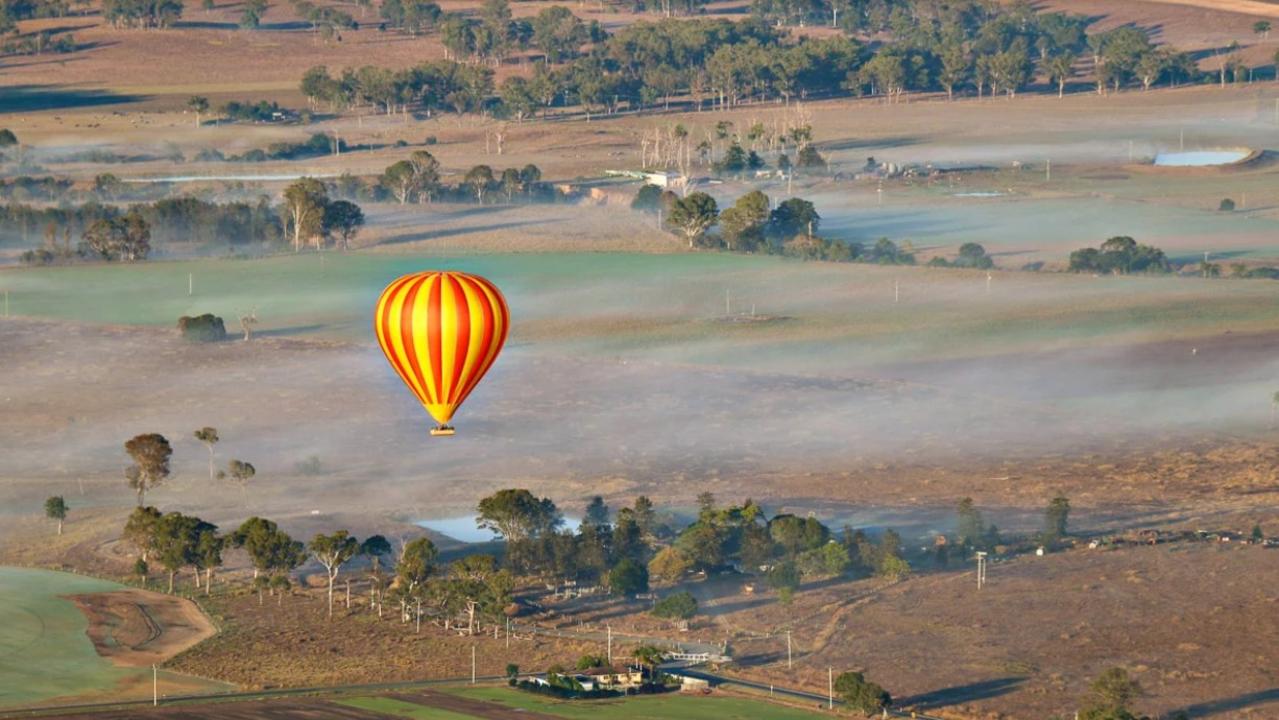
[0,567,131,708]
[4,251,1279,374]
[421,686,827,719]
[337,696,484,720]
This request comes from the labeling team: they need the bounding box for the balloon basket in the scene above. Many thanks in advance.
[430,426,456,437]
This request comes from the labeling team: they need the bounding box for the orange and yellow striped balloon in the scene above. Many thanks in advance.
[374,271,509,433]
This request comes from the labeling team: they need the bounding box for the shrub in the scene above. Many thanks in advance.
[1219,198,1236,211]
[294,455,324,476]
[177,314,228,342]
[424,136,438,145]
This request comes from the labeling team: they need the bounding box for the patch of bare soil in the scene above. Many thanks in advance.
[70,588,218,668]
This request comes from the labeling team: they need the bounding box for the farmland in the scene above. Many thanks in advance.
[9,0,1279,716]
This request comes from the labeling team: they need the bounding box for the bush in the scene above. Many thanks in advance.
[424,136,438,145]
[651,590,697,620]
[177,314,227,342]
[1219,198,1236,211]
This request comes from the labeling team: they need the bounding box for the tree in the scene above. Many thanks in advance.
[768,198,819,241]
[240,0,265,28]
[194,526,224,594]
[834,670,892,715]
[607,558,649,595]
[187,96,209,128]
[769,514,829,557]
[719,190,770,251]
[124,506,162,562]
[531,5,585,63]
[82,214,151,261]
[651,590,697,620]
[648,545,693,583]
[1044,496,1070,543]
[955,497,985,548]
[632,184,664,213]
[45,496,68,535]
[464,165,495,203]
[231,517,305,590]
[667,192,718,248]
[322,200,364,250]
[1045,53,1075,98]
[939,42,970,100]
[281,178,329,252]
[396,536,438,594]
[955,242,994,269]
[583,495,610,527]
[310,531,361,619]
[477,489,562,544]
[0,129,17,147]
[632,645,666,676]
[381,161,418,205]
[223,459,256,498]
[124,434,172,506]
[1255,20,1271,39]
[193,427,219,482]
[153,512,213,593]
[767,561,801,599]
[632,496,657,537]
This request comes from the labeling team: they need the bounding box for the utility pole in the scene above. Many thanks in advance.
[986,272,992,293]
[188,272,193,296]
[607,625,613,665]
[828,667,834,709]
[725,289,731,317]
[153,664,158,706]
[1045,159,1051,182]
[787,630,792,669]
[472,645,477,684]
[1180,128,1185,151]
[976,551,988,590]
[894,279,899,304]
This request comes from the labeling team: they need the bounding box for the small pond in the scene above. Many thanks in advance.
[1152,150,1249,167]
[417,515,582,544]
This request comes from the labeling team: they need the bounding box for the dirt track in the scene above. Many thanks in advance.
[70,589,218,668]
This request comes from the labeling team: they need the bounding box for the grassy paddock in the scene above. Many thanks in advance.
[442,686,832,719]
[3,251,1279,371]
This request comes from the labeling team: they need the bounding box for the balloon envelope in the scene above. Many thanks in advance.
[374,271,509,430]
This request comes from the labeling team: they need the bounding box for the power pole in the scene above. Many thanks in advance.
[787,630,792,669]
[472,645,477,684]
[188,272,193,296]
[828,667,834,709]
[986,272,992,293]
[725,289,731,317]
[153,664,158,706]
[976,551,988,590]
[607,625,613,665]
[1045,159,1051,182]
[893,279,899,304]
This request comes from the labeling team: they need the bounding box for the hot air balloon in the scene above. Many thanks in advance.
[374,271,509,436]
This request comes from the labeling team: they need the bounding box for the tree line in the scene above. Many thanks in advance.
[297,1,1221,124]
